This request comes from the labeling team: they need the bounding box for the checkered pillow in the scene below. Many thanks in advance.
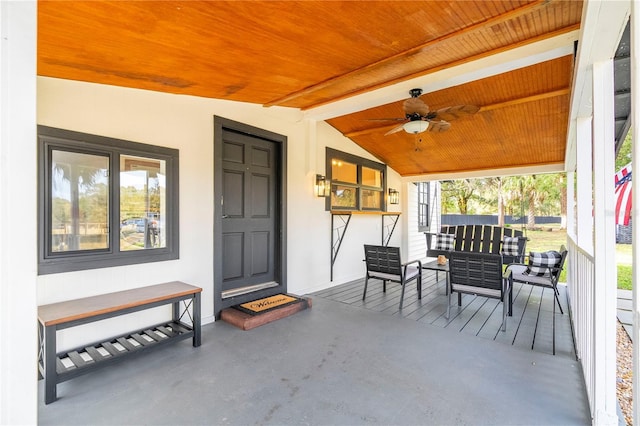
[434,233,455,251]
[525,251,562,277]
[501,236,520,256]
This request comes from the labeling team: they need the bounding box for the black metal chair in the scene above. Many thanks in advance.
[507,246,568,354]
[448,251,513,331]
[363,245,422,310]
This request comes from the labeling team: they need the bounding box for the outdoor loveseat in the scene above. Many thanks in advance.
[425,224,527,264]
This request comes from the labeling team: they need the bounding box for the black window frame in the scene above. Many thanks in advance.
[417,181,430,232]
[38,125,179,275]
[325,147,387,212]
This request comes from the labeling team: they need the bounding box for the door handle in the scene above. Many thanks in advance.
[222,215,229,219]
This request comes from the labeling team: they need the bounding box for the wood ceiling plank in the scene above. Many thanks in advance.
[265,0,548,106]
[300,23,579,111]
[347,96,567,176]
[343,88,570,138]
[37,0,580,177]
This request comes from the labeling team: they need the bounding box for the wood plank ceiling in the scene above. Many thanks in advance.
[37,0,583,177]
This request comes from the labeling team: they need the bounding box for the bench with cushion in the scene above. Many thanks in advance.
[425,224,527,264]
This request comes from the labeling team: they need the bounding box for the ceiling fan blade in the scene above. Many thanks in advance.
[384,123,407,136]
[365,118,406,122]
[427,120,451,133]
[403,97,430,116]
[433,104,479,121]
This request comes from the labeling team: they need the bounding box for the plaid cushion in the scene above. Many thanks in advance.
[500,236,520,256]
[525,251,562,277]
[434,233,455,251]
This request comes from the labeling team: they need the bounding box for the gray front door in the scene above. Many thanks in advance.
[214,117,286,316]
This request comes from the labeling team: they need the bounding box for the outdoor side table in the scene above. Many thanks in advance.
[421,258,450,294]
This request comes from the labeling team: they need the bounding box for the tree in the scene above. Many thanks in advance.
[616,130,632,171]
[440,179,485,214]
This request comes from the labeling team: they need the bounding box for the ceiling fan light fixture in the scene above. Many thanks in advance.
[403,120,429,134]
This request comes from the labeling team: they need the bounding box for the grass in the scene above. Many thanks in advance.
[519,224,632,289]
[617,243,633,290]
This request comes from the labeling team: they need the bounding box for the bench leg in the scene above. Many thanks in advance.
[42,323,58,404]
[172,293,202,347]
[193,292,201,347]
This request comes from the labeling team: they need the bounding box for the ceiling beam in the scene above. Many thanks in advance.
[266,0,550,108]
[343,88,571,138]
[303,29,579,121]
[400,162,566,182]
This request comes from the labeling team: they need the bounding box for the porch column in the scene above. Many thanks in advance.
[566,171,575,237]
[576,116,593,252]
[0,1,38,424]
[631,2,640,425]
[592,58,618,426]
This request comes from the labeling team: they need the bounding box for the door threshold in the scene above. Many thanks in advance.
[221,281,279,299]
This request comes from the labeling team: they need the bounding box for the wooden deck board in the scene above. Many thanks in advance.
[312,270,576,357]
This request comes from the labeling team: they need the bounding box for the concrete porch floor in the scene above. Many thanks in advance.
[39,290,590,425]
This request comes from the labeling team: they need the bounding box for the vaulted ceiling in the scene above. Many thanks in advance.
[37,0,583,178]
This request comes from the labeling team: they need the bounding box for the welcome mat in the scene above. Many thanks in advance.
[235,294,302,315]
[221,294,311,330]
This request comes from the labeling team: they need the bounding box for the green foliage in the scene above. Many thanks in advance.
[440,179,487,214]
[618,265,632,290]
[440,173,565,220]
[616,130,632,171]
[526,227,632,289]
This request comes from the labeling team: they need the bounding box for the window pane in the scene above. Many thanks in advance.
[362,167,382,188]
[331,159,357,184]
[120,155,166,250]
[51,150,109,252]
[362,189,382,209]
[417,182,429,231]
[331,185,357,209]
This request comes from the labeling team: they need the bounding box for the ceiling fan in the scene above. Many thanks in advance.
[375,88,479,135]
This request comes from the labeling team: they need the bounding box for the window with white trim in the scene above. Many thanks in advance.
[417,182,430,232]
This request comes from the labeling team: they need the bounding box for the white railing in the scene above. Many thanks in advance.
[566,234,595,419]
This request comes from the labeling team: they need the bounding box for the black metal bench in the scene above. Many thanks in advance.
[38,281,202,404]
[425,224,527,264]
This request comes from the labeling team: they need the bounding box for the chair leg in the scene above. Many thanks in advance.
[552,287,556,355]
[417,271,422,300]
[553,285,564,314]
[457,292,462,306]
[362,276,369,301]
[399,280,406,310]
[446,289,451,319]
[383,280,387,293]
[508,283,513,316]
[501,297,507,332]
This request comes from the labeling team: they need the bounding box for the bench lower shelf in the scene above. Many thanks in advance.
[42,320,194,384]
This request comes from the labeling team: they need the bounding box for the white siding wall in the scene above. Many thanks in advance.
[405,180,440,262]
[36,77,404,350]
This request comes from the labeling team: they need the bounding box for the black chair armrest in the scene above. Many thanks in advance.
[503,268,513,280]
[403,259,423,269]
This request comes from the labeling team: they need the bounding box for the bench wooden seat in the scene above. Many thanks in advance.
[425,224,526,264]
[38,281,202,404]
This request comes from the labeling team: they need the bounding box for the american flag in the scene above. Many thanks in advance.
[615,163,632,225]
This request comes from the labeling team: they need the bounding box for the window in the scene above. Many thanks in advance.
[38,126,179,274]
[326,148,386,211]
[417,182,430,232]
